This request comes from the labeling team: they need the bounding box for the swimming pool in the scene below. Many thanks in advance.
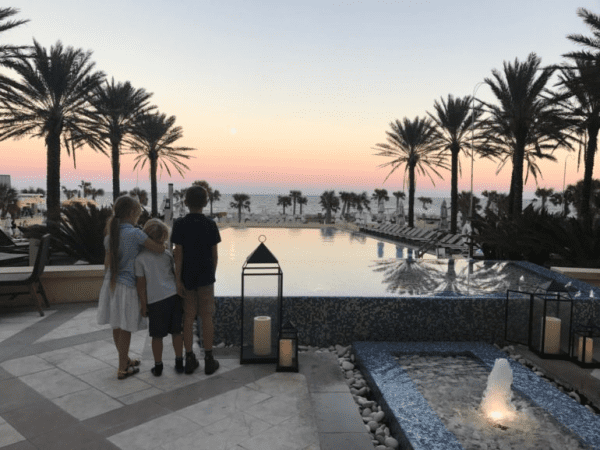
[214,227,551,297]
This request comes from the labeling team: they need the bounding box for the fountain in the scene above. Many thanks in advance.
[479,358,517,427]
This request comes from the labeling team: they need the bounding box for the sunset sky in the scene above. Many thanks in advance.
[0,0,598,196]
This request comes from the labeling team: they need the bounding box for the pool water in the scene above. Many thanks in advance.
[213,227,552,297]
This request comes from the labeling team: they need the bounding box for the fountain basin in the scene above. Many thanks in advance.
[353,341,600,450]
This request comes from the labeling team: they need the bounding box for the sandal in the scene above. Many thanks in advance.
[128,358,141,368]
[118,366,139,380]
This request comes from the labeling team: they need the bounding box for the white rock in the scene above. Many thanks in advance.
[385,436,399,449]
[342,361,355,370]
[356,396,367,405]
[363,400,375,409]
[362,416,371,423]
[357,387,368,396]
[362,408,372,417]
[375,426,385,436]
[585,405,596,414]
[215,342,226,348]
[568,391,581,403]
[375,445,387,450]
[365,424,371,432]
[376,434,386,444]
[367,421,378,431]
[336,344,351,357]
[350,354,355,362]
[373,411,385,422]
[328,345,335,351]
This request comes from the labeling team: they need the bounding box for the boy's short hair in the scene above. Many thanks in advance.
[143,218,169,243]
[186,186,208,208]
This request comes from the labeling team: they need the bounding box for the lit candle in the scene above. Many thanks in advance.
[253,316,271,356]
[543,317,561,354]
[578,337,594,363]
[279,339,293,367]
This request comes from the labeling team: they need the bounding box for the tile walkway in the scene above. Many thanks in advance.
[0,304,374,450]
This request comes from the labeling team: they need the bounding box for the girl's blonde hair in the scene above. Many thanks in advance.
[143,218,169,244]
[104,195,142,291]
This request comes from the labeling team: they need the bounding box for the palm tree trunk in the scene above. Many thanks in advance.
[408,164,415,227]
[300,204,303,214]
[210,199,213,216]
[510,137,526,218]
[111,140,120,203]
[293,198,296,216]
[580,124,599,228]
[150,153,158,217]
[450,144,459,234]
[46,131,61,226]
[325,207,332,224]
[238,206,242,223]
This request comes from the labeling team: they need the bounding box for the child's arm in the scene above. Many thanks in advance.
[212,244,218,273]
[173,244,184,297]
[136,276,148,318]
[143,237,166,254]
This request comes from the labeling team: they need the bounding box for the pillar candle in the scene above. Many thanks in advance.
[253,316,271,356]
[279,339,293,367]
[578,337,594,363]
[543,317,561,354]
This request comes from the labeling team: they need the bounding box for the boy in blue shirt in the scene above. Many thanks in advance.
[172,186,221,375]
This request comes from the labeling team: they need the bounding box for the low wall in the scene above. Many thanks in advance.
[0,265,104,305]
[552,266,600,289]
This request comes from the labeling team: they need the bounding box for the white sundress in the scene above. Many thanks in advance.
[97,224,149,333]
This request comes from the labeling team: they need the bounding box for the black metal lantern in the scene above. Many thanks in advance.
[528,280,574,359]
[240,236,282,364]
[570,325,600,368]
[276,320,299,372]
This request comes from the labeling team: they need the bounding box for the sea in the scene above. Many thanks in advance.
[57,192,569,219]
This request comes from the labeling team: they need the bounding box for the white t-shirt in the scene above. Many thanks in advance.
[134,249,178,304]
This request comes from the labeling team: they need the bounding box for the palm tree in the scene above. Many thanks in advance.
[89,187,105,201]
[392,191,405,209]
[21,187,45,195]
[353,192,371,216]
[230,193,250,223]
[418,196,432,211]
[372,189,389,207]
[534,187,554,212]
[127,112,195,216]
[61,186,77,200]
[0,184,18,218]
[428,94,486,234]
[339,191,351,217]
[319,191,339,224]
[298,196,308,214]
[0,7,29,65]
[79,180,92,198]
[0,40,106,225]
[277,195,292,214]
[90,78,154,202]
[458,191,482,226]
[289,190,302,215]
[129,187,149,206]
[192,181,220,216]
[481,53,572,219]
[373,117,449,227]
[481,190,509,217]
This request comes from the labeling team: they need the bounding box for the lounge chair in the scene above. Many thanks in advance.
[410,229,438,242]
[0,234,51,316]
[0,228,29,253]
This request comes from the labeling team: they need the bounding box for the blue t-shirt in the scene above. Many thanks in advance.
[171,213,221,289]
[104,223,148,288]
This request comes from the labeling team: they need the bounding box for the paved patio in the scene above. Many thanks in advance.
[0,303,374,450]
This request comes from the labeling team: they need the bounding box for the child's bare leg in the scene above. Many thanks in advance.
[183,314,196,353]
[115,329,131,371]
[199,310,213,351]
[152,338,163,363]
[172,333,183,358]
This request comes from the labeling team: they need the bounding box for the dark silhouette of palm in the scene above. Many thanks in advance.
[0,7,29,65]
[289,190,302,215]
[392,191,405,209]
[428,94,485,234]
[0,41,105,225]
[418,196,432,211]
[564,8,600,62]
[534,187,554,212]
[129,187,149,206]
[0,184,18,218]
[127,112,195,217]
[61,186,77,200]
[458,191,481,226]
[372,189,389,206]
[339,192,351,217]
[319,191,339,224]
[277,195,292,214]
[373,117,448,227]
[230,193,250,222]
[298,196,308,214]
[90,78,154,202]
[480,53,572,219]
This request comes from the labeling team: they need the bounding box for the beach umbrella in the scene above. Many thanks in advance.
[61,197,98,207]
[440,200,448,230]
[396,201,405,227]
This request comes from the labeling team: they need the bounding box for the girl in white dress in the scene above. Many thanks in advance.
[97,196,166,379]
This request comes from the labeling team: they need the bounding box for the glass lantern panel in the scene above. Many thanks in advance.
[506,291,531,345]
[242,273,281,358]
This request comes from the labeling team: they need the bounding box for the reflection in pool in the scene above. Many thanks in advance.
[215,227,552,297]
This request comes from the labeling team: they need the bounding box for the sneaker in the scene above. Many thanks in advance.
[175,357,184,374]
[185,353,199,374]
[204,354,220,375]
